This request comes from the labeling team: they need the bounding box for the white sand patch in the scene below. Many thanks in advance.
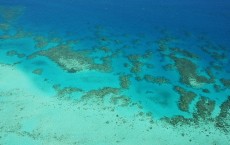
[188,77,204,88]
[58,57,90,71]
[0,63,47,96]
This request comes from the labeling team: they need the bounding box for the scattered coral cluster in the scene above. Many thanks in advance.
[155,33,230,132]
[6,50,25,58]
[119,74,131,89]
[0,5,229,135]
[144,75,170,85]
[173,86,197,112]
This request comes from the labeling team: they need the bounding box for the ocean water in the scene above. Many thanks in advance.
[0,0,230,144]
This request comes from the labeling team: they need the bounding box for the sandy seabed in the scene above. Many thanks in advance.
[0,64,229,145]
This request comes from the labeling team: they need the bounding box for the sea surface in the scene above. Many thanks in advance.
[0,0,230,145]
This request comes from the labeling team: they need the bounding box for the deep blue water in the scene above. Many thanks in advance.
[2,0,230,41]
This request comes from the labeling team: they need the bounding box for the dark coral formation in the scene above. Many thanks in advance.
[145,63,154,69]
[193,96,215,121]
[220,78,230,89]
[135,76,142,81]
[127,54,143,74]
[99,46,110,53]
[143,49,153,58]
[211,52,226,61]
[29,44,112,73]
[162,115,193,126]
[32,68,43,75]
[144,75,170,85]
[110,95,131,107]
[215,96,230,132]
[170,47,199,59]
[173,86,197,112]
[130,62,143,74]
[0,23,10,31]
[162,64,174,71]
[200,43,227,64]
[213,84,221,92]
[119,74,131,89]
[81,87,120,101]
[202,89,210,93]
[33,36,49,49]
[6,50,25,58]
[205,68,215,83]
[170,55,211,87]
[6,50,17,56]
[163,97,217,129]
[0,5,25,23]
[53,85,83,99]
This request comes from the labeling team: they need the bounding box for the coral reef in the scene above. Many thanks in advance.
[33,36,49,49]
[127,54,143,74]
[170,47,199,59]
[170,55,211,87]
[220,78,230,88]
[119,74,131,89]
[135,76,142,81]
[173,86,197,112]
[32,68,43,75]
[6,50,25,58]
[213,84,221,92]
[29,44,112,73]
[144,75,170,85]
[162,115,193,126]
[81,87,120,102]
[205,68,215,83]
[163,96,218,129]
[145,63,154,69]
[202,89,210,93]
[110,95,131,107]
[0,5,25,22]
[210,52,226,61]
[143,49,153,58]
[0,23,10,31]
[193,96,215,121]
[130,62,143,74]
[162,64,174,71]
[99,46,110,53]
[215,96,230,132]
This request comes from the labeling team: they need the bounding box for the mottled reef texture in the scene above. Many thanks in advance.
[81,87,120,101]
[170,55,211,87]
[220,78,230,89]
[215,96,230,132]
[33,36,49,49]
[127,54,143,74]
[32,68,43,75]
[164,96,230,133]
[193,96,215,121]
[119,74,131,89]
[0,5,25,23]
[6,50,25,58]
[173,86,197,112]
[1,5,229,136]
[170,47,199,59]
[28,44,112,73]
[144,75,170,85]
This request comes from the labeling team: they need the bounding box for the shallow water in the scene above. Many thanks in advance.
[0,0,230,145]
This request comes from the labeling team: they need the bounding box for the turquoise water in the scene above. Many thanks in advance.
[0,0,230,144]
